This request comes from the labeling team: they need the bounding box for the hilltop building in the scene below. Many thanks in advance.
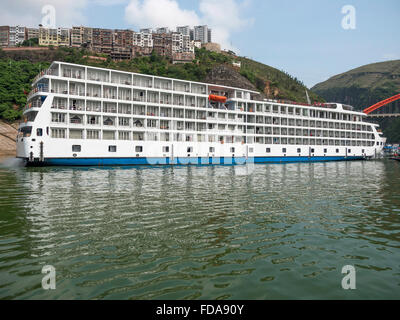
[26,28,39,40]
[176,26,191,37]
[112,29,134,60]
[39,27,70,47]
[0,26,10,47]
[91,28,113,54]
[0,24,216,63]
[156,27,169,34]
[140,28,152,34]
[194,25,211,44]
[9,26,26,46]
[71,26,93,48]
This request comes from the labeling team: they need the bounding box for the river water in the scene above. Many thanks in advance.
[0,159,399,300]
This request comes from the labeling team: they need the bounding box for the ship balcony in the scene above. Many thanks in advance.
[27,84,49,100]
[23,98,44,113]
[18,120,35,129]
[32,67,59,84]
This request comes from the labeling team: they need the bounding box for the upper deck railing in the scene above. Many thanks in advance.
[33,68,58,84]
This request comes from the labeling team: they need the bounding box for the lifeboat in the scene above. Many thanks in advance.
[209,94,227,103]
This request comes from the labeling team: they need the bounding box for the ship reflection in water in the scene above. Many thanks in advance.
[0,160,399,299]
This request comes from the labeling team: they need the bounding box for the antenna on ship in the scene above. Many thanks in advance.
[305,89,311,105]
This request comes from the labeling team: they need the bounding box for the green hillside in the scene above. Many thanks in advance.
[311,60,400,143]
[0,46,323,122]
[312,60,400,110]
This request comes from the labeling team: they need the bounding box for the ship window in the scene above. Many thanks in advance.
[163,146,169,153]
[249,148,254,153]
[282,148,287,153]
[311,148,315,153]
[336,149,339,153]
[348,149,351,153]
[187,147,193,153]
[362,149,365,154]
[324,148,327,153]
[230,147,235,153]
[109,145,117,152]
[266,148,271,153]
[135,146,143,153]
[209,147,215,153]
[36,128,43,136]
[297,148,301,153]
[72,145,81,152]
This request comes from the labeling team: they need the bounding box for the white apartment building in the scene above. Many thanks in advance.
[171,33,194,54]
[9,26,26,46]
[133,32,153,47]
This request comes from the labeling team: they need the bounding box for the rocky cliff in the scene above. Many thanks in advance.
[204,64,260,92]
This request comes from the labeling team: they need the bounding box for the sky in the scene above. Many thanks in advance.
[0,0,399,87]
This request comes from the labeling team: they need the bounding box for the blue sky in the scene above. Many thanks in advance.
[2,0,400,87]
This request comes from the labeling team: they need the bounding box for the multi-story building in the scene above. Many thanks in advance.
[171,32,183,54]
[39,27,58,46]
[133,32,153,48]
[176,26,191,37]
[156,27,169,34]
[92,28,113,54]
[2,24,214,62]
[71,26,93,48]
[171,33,194,54]
[57,28,70,47]
[152,33,173,57]
[140,28,152,34]
[112,29,134,60]
[113,29,134,49]
[0,26,10,47]
[9,26,26,47]
[111,47,132,60]
[182,36,194,53]
[26,28,39,40]
[193,40,202,49]
[39,27,70,47]
[194,25,211,44]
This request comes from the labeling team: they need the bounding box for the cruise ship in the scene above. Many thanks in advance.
[17,61,386,166]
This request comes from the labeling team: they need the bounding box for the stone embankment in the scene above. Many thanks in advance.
[0,120,18,158]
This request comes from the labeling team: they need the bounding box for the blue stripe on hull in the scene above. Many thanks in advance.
[254,156,363,163]
[39,156,365,167]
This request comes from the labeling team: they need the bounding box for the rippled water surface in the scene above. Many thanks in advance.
[0,160,399,299]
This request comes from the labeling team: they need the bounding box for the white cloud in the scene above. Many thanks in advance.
[125,0,201,31]
[91,0,129,5]
[0,0,88,27]
[125,0,253,52]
